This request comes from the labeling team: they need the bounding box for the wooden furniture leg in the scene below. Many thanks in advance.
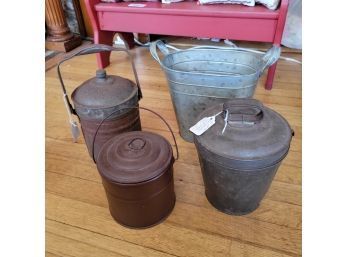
[45,0,82,52]
[85,0,135,67]
[265,61,277,90]
[119,33,135,49]
[94,30,115,68]
[265,0,289,90]
[85,0,112,68]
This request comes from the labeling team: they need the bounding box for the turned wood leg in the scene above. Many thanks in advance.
[45,0,73,42]
[265,62,277,90]
[94,30,115,68]
[45,0,81,52]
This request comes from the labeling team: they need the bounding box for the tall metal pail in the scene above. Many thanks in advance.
[150,40,280,142]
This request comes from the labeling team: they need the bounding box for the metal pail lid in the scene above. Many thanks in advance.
[72,69,138,109]
[194,99,293,170]
[97,131,173,184]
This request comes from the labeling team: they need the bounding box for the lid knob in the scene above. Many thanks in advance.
[128,138,146,151]
[96,69,107,79]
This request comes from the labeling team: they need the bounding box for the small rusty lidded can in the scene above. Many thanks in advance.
[193,99,293,215]
[96,108,178,228]
[57,44,142,160]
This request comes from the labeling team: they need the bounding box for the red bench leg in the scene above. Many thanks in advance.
[93,32,135,68]
[94,30,115,68]
[119,33,135,49]
[85,0,115,68]
[265,61,277,90]
[265,0,289,90]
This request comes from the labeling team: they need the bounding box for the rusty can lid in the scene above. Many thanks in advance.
[71,69,138,109]
[96,131,173,184]
[194,99,293,170]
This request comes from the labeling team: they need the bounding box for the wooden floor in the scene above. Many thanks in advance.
[45,45,302,257]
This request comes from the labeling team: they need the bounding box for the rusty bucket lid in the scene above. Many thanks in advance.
[97,131,173,184]
[71,69,138,109]
[194,99,293,170]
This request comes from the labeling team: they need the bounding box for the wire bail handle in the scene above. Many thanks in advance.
[57,44,142,117]
[91,106,179,163]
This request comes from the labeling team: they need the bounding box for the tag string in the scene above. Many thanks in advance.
[213,111,222,117]
[222,109,229,135]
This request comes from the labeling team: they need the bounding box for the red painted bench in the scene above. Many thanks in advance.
[85,0,288,90]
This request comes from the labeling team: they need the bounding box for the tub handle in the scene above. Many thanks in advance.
[259,46,281,75]
[91,106,179,163]
[150,40,172,66]
[222,101,264,124]
[150,40,280,77]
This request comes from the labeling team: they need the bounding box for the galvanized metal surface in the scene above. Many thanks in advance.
[57,44,142,160]
[150,40,280,142]
[193,99,292,215]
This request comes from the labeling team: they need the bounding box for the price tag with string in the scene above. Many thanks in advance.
[189,111,222,136]
[63,94,80,142]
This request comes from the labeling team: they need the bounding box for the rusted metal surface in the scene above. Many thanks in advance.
[57,44,142,160]
[91,106,179,163]
[97,131,175,228]
[80,108,141,160]
[193,99,293,215]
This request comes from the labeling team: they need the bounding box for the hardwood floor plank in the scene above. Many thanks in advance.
[47,193,301,256]
[46,219,176,257]
[46,232,128,257]
[229,240,294,257]
[46,193,232,257]
[46,252,64,257]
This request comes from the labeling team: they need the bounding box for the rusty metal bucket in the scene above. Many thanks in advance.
[193,99,293,215]
[57,44,142,160]
[94,107,179,228]
[150,40,280,142]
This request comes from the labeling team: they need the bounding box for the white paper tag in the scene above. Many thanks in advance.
[189,116,216,136]
[128,3,146,7]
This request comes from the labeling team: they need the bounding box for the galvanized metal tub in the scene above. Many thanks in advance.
[150,40,280,142]
[193,99,293,215]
